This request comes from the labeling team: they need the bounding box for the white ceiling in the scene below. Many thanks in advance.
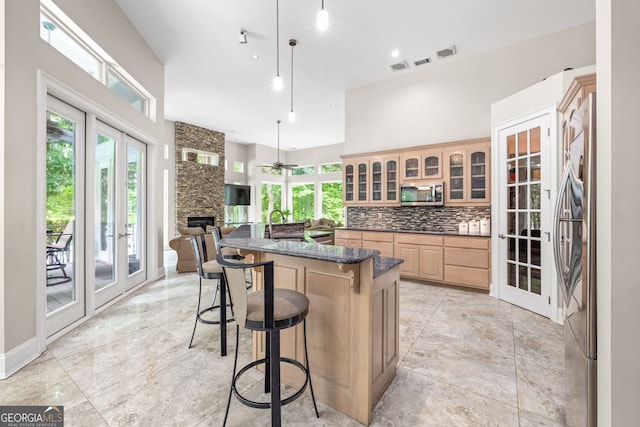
[115,0,594,151]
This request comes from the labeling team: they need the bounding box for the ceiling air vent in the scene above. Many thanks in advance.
[390,60,409,72]
[435,45,457,59]
[414,57,431,66]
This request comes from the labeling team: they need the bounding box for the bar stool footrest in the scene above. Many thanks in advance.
[232,357,310,409]
[197,304,235,325]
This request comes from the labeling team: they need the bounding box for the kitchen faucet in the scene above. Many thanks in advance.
[269,209,286,224]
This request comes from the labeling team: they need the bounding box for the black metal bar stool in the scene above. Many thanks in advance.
[187,233,234,355]
[215,238,319,426]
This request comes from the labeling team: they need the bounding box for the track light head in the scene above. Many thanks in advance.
[239,29,247,44]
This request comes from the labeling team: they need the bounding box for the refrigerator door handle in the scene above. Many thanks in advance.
[553,164,571,302]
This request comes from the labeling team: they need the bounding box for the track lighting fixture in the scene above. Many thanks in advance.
[238,29,247,44]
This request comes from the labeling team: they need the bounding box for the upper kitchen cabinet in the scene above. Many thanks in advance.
[371,156,400,204]
[400,149,443,181]
[444,139,491,205]
[343,158,369,204]
[343,155,399,205]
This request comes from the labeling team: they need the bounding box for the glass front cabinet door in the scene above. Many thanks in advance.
[343,163,355,203]
[444,141,491,205]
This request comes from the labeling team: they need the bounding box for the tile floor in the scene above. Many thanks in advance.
[0,271,565,426]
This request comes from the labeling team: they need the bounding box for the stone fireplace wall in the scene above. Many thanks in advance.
[175,121,225,233]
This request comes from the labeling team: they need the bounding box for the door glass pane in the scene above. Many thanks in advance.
[386,160,397,201]
[127,146,144,276]
[345,165,354,201]
[518,265,529,290]
[508,263,516,287]
[531,267,542,295]
[508,212,516,235]
[405,158,419,177]
[517,158,528,183]
[508,238,516,261]
[530,183,541,209]
[372,161,382,201]
[424,156,439,176]
[449,153,464,200]
[358,163,367,201]
[507,161,515,183]
[508,186,516,209]
[517,185,528,210]
[530,127,541,154]
[518,131,528,156]
[95,133,116,290]
[530,155,541,182]
[46,111,76,313]
[507,135,516,159]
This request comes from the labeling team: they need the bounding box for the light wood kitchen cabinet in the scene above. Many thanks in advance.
[334,229,363,248]
[444,139,491,205]
[362,231,395,258]
[343,156,399,205]
[370,156,400,205]
[400,149,443,181]
[342,159,370,204]
[443,236,490,289]
[394,233,444,281]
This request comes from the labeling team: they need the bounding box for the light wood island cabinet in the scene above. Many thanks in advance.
[222,225,402,425]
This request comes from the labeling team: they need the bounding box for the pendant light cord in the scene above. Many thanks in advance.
[290,43,294,111]
[276,0,280,77]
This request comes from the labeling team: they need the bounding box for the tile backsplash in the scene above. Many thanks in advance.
[346,206,491,233]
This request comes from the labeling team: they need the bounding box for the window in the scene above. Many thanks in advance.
[260,166,282,175]
[291,166,315,176]
[291,183,315,222]
[181,148,219,166]
[321,182,344,224]
[320,163,342,173]
[40,0,155,118]
[233,162,244,173]
[261,183,283,223]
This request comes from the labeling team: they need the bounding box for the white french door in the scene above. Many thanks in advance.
[92,121,146,308]
[45,96,86,336]
[497,111,554,318]
[45,96,147,337]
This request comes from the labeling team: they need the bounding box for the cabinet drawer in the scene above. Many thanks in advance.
[444,247,489,269]
[335,230,362,240]
[444,236,489,249]
[444,265,489,289]
[394,233,443,246]
[362,231,394,242]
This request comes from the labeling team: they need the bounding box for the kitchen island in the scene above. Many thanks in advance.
[221,224,403,425]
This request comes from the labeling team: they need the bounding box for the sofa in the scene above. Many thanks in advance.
[168,226,237,272]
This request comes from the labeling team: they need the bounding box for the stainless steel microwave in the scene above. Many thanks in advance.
[400,182,444,206]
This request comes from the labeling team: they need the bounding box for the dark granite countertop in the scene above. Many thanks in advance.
[337,227,490,238]
[373,256,404,279]
[222,224,380,265]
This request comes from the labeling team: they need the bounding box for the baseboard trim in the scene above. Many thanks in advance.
[0,337,41,379]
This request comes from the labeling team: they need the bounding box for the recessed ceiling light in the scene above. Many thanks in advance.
[391,49,400,58]
[331,104,337,108]
[251,54,259,60]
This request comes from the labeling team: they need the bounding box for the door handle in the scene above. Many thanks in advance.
[499,233,506,239]
[117,233,133,238]
[544,231,550,241]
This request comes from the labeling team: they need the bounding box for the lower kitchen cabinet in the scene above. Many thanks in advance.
[362,231,395,258]
[443,236,490,289]
[335,230,490,290]
[334,229,362,248]
[394,233,444,281]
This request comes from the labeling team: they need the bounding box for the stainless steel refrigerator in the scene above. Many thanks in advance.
[553,93,597,427]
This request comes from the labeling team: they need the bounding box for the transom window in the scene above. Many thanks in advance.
[40,0,155,119]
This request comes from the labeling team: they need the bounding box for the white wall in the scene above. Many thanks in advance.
[2,0,164,368]
[345,23,595,155]
[0,0,5,356]
[596,0,640,424]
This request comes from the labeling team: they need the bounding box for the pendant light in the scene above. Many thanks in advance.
[316,0,329,32]
[273,0,283,91]
[288,39,297,122]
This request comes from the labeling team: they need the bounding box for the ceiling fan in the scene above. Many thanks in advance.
[260,120,298,171]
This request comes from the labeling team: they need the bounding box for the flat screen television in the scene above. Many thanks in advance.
[225,184,251,206]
